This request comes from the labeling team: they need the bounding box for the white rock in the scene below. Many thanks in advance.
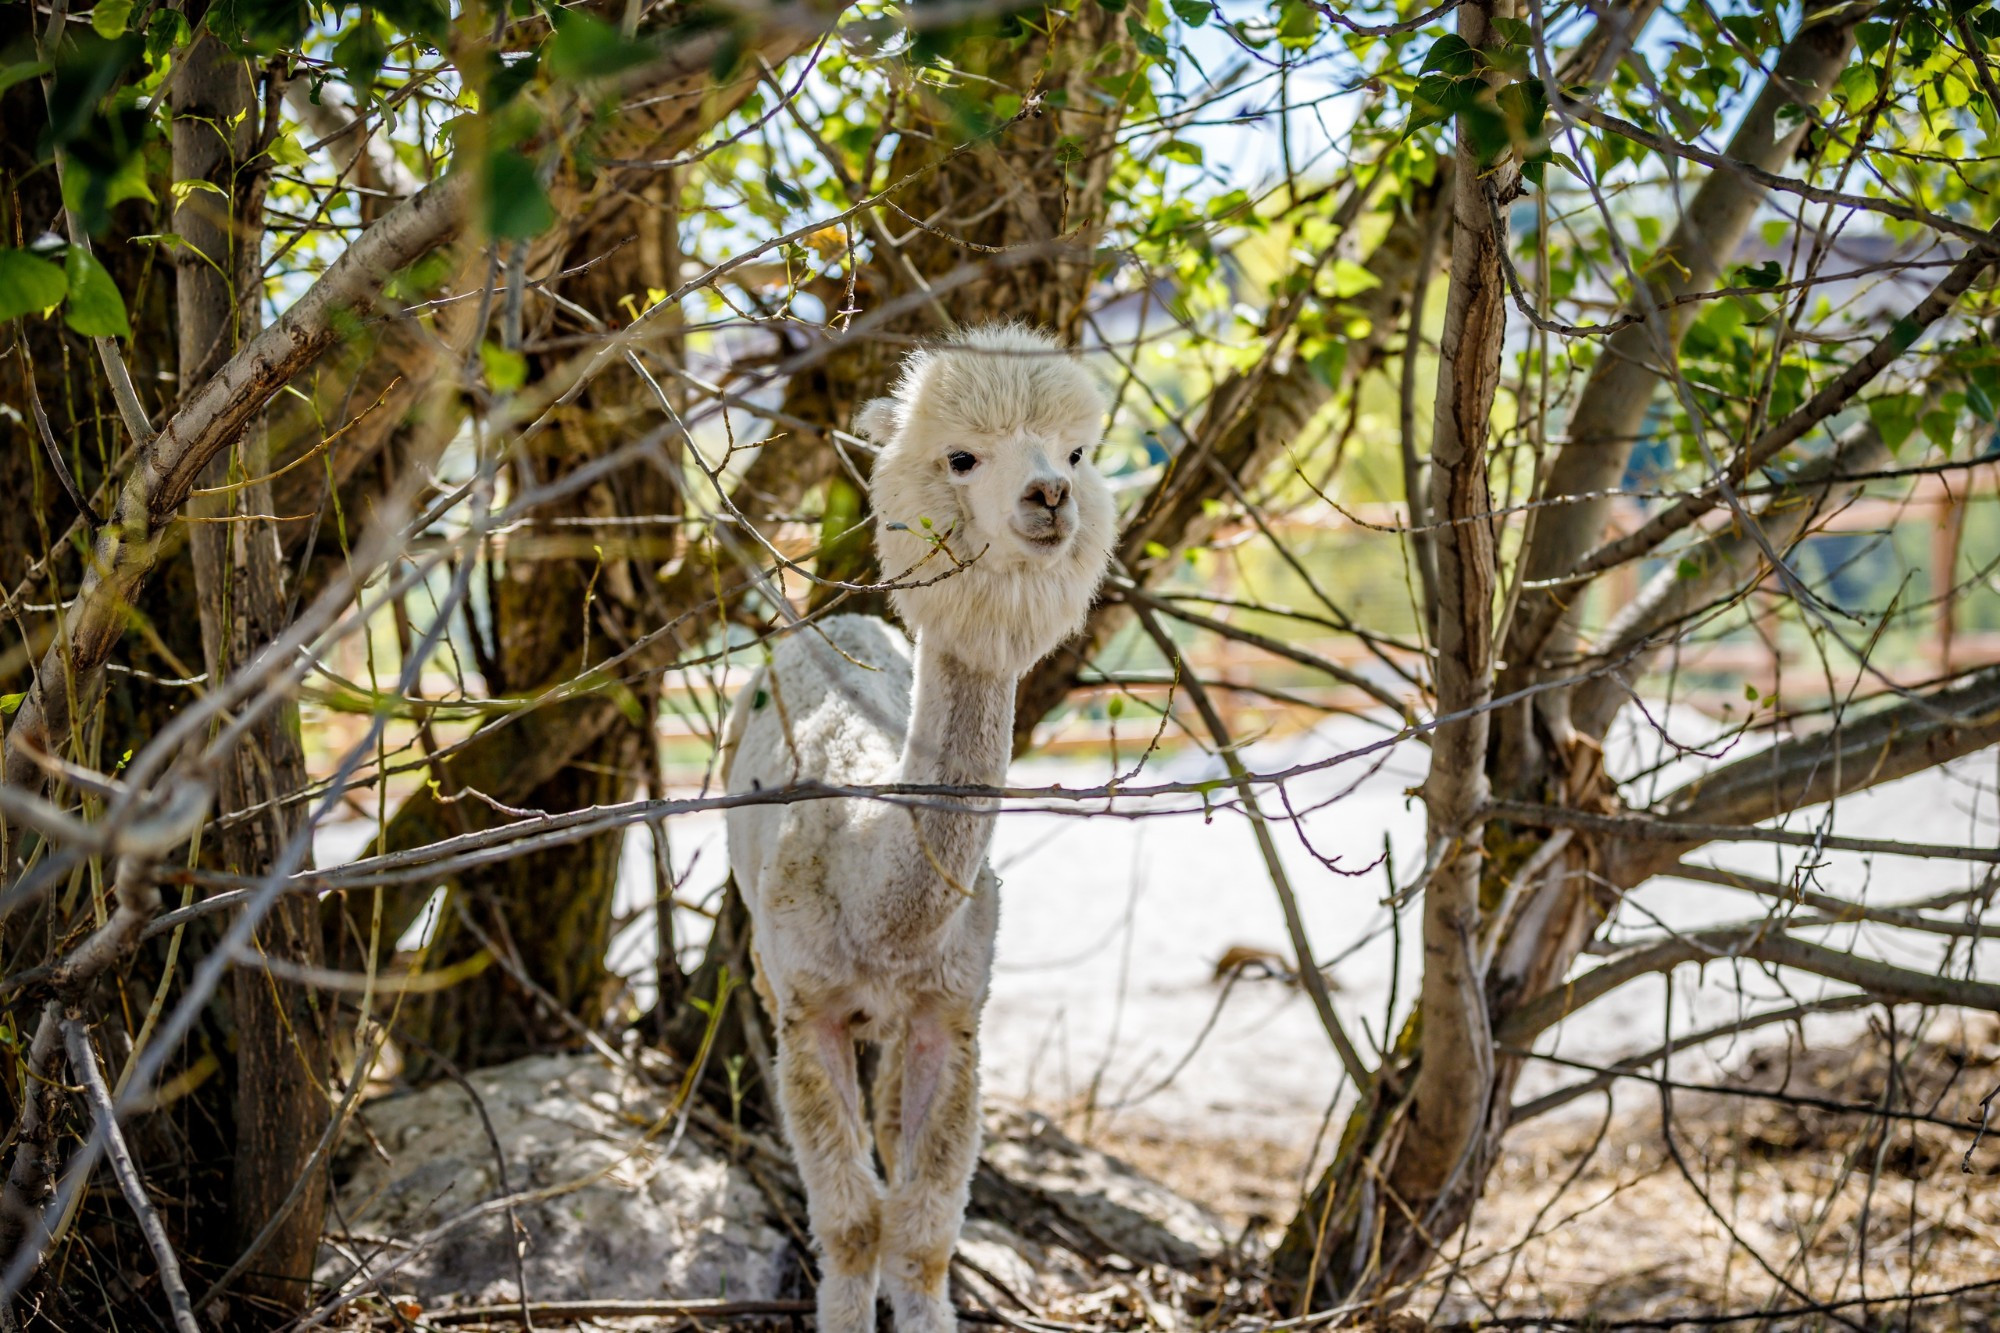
[319,1053,794,1306]
[319,1053,1231,1312]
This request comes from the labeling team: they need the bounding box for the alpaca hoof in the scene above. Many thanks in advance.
[816,1268,881,1333]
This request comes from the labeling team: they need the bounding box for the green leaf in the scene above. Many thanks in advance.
[549,9,653,81]
[1495,76,1547,153]
[0,248,70,321]
[1731,260,1784,289]
[483,152,554,240]
[1967,377,1994,424]
[145,9,190,60]
[1160,138,1203,165]
[1922,409,1958,454]
[1420,34,1477,76]
[480,341,527,391]
[1834,64,1877,108]
[1329,257,1381,298]
[170,178,227,204]
[206,0,310,54]
[764,168,806,210]
[373,0,448,40]
[0,60,49,98]
[62,247,130,338]
[1126,16,1169,60]
[266,129,310,169]
[1170,0,1211,26]
[91,0,134,37]
[1275,0,1316,46]
[1867,393,1920,453]
[0,691,24,716]
[333,16,388,99]
[1461,101,1513,168]
[63,147,155,225]
[486,51,541,108]
[1306,339,1348,388]
[41,33,142,151]
[1409,72,1476,130]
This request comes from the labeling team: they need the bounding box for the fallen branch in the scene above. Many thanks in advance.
[63,1019,201,1333]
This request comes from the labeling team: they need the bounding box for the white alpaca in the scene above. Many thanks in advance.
[722,325,1116,1333]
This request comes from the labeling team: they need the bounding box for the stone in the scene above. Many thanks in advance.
[319,1052,1231,1315]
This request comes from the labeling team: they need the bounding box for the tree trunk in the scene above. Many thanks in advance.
[1277,8,1883,1308]
[1493,8,1865,793]
[1365,0,1517,1288]
[172,34,328,1319]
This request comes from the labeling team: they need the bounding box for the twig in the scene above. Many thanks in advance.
[1964,1081,2000,1173]
[62,1018,201,1333]
[1127,592,1373,1091]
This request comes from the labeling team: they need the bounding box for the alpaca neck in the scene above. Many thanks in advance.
[896,635,1016,892]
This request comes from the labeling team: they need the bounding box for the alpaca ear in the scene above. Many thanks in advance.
[854,397,902,441]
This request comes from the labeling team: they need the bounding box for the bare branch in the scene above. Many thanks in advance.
[1499,927,2000,1044]
[1504,6,1865,679]
[1506,993,1877,1124]
[1489,797,2000,867]
[1127,595,1373,1091]
[63,1020,202,1333]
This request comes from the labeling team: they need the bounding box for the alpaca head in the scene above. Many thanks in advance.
[857,324,1117,677]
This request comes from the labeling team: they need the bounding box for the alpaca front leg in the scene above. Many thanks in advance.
[882,1008,981,1333]
[776,1008,884,1333]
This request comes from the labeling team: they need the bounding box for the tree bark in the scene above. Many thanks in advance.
[1375,0,1516,1287]
[172,35,328,1318]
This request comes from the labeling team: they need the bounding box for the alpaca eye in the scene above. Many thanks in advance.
[948,451,978,474]
[1068,448,1083,466]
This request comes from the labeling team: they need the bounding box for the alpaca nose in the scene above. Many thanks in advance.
[1023,477,1069,511]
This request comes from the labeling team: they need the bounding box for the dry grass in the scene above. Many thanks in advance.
[1028,1014,2000,1330]
[1424,1013,2000,1328]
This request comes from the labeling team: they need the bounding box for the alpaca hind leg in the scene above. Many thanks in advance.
[873,1031,906,1185]
[882,1007,980,1333]
[776,1007,884,1333]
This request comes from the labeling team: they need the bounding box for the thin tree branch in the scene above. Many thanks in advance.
[1499,926,2000,1044]
[1506,992,1877,1123]
[63,1019,202,1333]
[1126,595,1374,1092]
[1489,798,2000,866]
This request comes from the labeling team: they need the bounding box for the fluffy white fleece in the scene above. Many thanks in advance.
[862,322,1117,678]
